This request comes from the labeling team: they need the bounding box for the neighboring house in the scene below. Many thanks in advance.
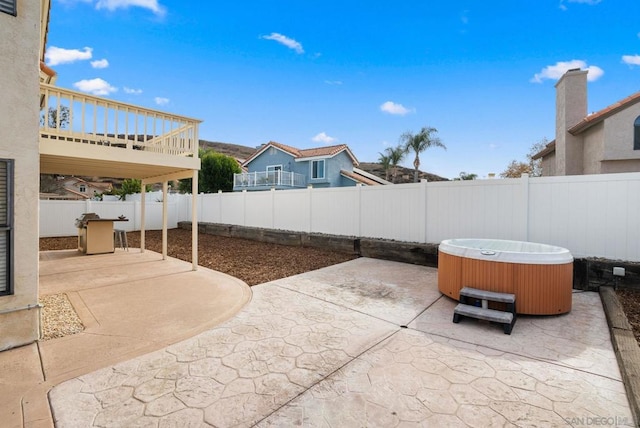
[233,141,389,191]
[40,176,113,200]
[0,0,201,351]
[533,68,640,176]
[60,177,113,198]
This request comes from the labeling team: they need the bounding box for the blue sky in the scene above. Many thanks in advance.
[47,0,640,179]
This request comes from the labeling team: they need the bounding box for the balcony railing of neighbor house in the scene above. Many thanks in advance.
[39,83,199,157]
[234,171,306,189]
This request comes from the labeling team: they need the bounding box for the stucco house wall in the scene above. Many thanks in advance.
[0,1,42,349]
[555,70,587,176]
[602,103,640,161]
[540,154,555,176]
[601,159,640,174]
[581,123,604,175]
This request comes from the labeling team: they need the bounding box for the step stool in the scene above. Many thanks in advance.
[453,287,517,334]
[114,229,128,251]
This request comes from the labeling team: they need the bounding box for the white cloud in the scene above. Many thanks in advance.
[261,33,304,54]
[95,0,166,15]
[312,132,337,144]
[559,0,601,10]
[460,10,469,25]
[124,87,143,94]
[45,46,92,66]
[73,78,117,96]
[154,97,169,106]
[380,101,413,116]
[55,0,93,5]
[530,60,604,83]
[324,80,343,85]
[91,58,109,69]
[622,55,640,66]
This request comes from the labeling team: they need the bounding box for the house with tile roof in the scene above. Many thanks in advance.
[533,68,640,176]
[42,177,113,200]
[233,141,389,191]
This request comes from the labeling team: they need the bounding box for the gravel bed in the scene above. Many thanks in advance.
[39,293,84,341]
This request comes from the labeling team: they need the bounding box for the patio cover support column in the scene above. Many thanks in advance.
[162,180,168,260]
[140,184,146,253]
[191,169,198,271]
[142,170,199,265]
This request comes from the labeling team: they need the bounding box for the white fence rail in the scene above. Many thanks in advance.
[40,173,640,262]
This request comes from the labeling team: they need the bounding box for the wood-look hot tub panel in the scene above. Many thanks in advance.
[461,257,514,295]
[437,252,573,315]
[513,263,572,314]
[438,251,462,299]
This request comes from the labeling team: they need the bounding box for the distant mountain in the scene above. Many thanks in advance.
[199,140,449,182]
[199,140,257,161]
[358,162,448,183]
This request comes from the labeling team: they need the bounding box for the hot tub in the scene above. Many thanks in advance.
[438,239,573,315]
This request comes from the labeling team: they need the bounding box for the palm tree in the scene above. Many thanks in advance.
[386,146,406,184]
[400,127,446,183]
[377,152,392,181]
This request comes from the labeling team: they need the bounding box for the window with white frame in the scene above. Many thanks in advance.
[0,160,13,295]
[79,184,86,193]
[311,159,325,179]
[0,0,17,16]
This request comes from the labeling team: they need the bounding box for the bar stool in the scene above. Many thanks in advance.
[114,229,128,251]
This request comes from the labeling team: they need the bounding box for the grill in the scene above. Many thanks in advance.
[75,212,100,229]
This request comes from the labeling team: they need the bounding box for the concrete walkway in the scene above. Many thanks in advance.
[0,250,251,428]
[46,257,633,427]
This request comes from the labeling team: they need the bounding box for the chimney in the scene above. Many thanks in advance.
[555,68,587,175]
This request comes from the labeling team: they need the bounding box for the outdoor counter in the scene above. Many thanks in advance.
[78,218,128,255]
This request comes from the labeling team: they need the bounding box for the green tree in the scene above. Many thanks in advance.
[179,149,241,193]
[400,126,446,183]
[117,179,151,200]
[377,152,392,181]
[385,146,406,184]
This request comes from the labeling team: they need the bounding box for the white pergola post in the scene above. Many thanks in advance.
[140,184,146,253]
[162,180,168,260]
[191,170,198,271]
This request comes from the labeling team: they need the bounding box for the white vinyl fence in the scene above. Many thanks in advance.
[40,173,640,262]
[39,193,189,238]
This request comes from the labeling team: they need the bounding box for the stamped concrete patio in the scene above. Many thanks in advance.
[47,257,633,427]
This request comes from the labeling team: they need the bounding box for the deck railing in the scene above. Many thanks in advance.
[39,83,200,157]
[234,171,306,189]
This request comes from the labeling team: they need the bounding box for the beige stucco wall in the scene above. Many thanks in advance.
[0,1,42,349]
[555,70,587,176]
[540,153,556,176]
[581,122,604,175]
[602,103,640,162]
[601,159,640,174]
